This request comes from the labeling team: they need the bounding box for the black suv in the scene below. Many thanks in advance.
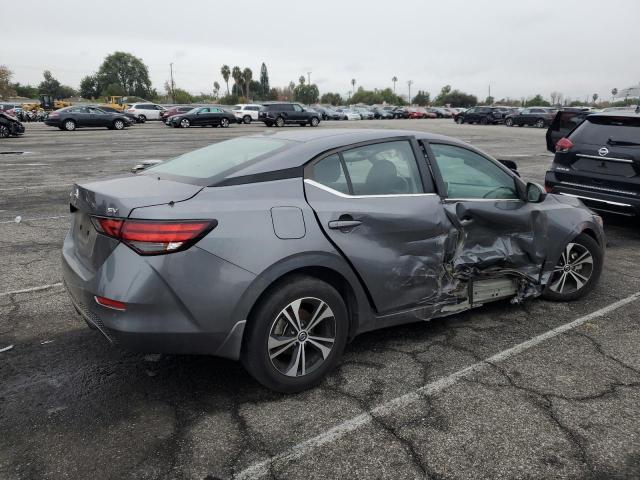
[258,103,321,127]
[456,106,504,125]
[544,112,640,216]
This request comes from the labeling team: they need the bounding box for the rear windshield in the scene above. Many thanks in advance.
[147,137,288,185]
[570,116,640,145]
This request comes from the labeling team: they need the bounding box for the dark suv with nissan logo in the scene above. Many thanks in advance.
[544,111,640,216]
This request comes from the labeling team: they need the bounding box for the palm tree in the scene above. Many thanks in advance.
[351,78,356,92]
[213,81,220,99]
[299,75,306,85]
[592,93,599,104]
[392,76,397,93]
[231,66,242,97]
[611,87,618,102]
[242,68,253,99]
[220,65,230,95]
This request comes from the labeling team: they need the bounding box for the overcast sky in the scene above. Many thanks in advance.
[4,0,640,102]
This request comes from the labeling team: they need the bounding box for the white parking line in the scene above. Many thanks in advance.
[0,215,67,224]
[234,291,640,480]
[0,183,71,192]
[0,283,63,297]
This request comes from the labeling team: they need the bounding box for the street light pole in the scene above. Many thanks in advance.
[169,63,175,103]
[407,80,413,105]
[307,71,312,85]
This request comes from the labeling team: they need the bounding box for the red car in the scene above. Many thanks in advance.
[160,105,197,122]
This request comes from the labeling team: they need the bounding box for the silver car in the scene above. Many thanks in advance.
[62,129,604,392]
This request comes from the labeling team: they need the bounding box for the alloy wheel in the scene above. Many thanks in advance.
[221,118,230,128]
[536,119,545,128]
[268,297,336,377]
[0,125,9,138]
[114,120,124,130]
[64,120,75,131]
[548,242,594,294]
[180,118,190,128]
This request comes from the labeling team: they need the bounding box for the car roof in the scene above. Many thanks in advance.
[586,111,639,119]
[222,128,471,180]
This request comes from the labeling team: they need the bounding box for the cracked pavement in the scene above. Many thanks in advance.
[1,120,639,479]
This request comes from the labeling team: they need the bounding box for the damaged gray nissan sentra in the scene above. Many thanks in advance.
[62,129,604,392]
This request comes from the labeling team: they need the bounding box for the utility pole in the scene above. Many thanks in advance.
[307,71,312,85]
[407,80,413,105]
[169,63,175,103]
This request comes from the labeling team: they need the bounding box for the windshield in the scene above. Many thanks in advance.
[147,137,289,184]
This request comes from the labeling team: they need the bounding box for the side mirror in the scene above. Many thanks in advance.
[499,159,520,177]
[526,182,547,203]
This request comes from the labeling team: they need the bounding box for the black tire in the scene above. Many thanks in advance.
[180,118,190,128]
[542,233,603,302]
[310,117,320,127]
[275,116,285,127]
[265,122,273,127]
[0,125,9,138]
[480,116,489,125]
[221,118,230,128]
[456,116,464,124]
[535,118,546,128]
[137,115,146,123]
[112,119,125,130]
[63,119,76,131]
[243,115,251,124]
[242,275,349,393]
[505,117,514,127]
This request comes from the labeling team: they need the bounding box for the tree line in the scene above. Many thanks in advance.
[0,54,634,108]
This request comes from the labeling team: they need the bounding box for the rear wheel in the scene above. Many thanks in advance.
[0,125,9,138]
[221,118,230,128]
[310,117,320,127]
[505,117,514,127]
[542,233,602,301]
[180,118,190,128]
[137,115,146,123]
[480,116,489,125]
[456,116,464,124]
[242,276,348,393]
[535,118,546,128]
[275,116,285,127]
[243,115,251,124]
[63,119,76,131]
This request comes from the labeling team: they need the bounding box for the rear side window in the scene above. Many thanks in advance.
[570,116,640,145]
[148,137,288,183]
[310,154,349,194]
[342,141,423,195]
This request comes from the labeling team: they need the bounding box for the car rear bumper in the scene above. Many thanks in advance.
[61,234,256,359]
[545,171,640,216]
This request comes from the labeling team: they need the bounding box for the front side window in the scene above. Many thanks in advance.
[342,141,423,195]
[430,144,518,200]
[293,104,304,112]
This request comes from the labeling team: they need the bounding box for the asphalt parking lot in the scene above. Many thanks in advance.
[1,119,639,480]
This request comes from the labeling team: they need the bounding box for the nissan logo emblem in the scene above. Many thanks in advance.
[598,147,609,156]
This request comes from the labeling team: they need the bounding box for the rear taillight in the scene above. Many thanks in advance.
[555,137,574,153]
[126,108,134,113]
[94,296,127,311]
[90,217,216,255]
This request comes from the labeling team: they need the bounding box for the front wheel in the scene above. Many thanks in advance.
[275,116,285,127]
[0,125,9,138]
[112,119,125,130]
[309,117,320,127]
[137,115,146,123]
[63,119,76,131]
[480,117,489,125]
[221,118,230,128]
[542,233,603,301]
[180,118,190,128]
[456,116,464,124]
[505,117,514,127]
[242,276,348,393]
[535,118,546,128]
[243,115,251,124]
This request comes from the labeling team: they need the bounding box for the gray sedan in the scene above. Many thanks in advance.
[62,129,604,392]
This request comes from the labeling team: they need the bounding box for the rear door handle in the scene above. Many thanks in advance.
[328,220,362,229]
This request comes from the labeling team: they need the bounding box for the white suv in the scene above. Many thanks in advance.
[126,103,166,122]
[232,104,262,124]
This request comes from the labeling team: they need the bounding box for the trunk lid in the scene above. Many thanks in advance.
[68,175,202,272]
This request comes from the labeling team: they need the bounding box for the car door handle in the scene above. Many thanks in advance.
[328,220,362,229]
